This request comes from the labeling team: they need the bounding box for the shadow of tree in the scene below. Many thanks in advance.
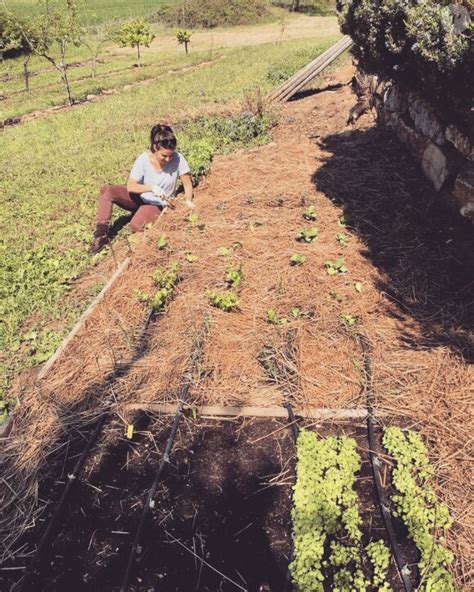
[312,127,473,360]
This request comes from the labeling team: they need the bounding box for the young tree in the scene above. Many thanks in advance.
[28,0,83,105]
[176,29,191,54]
[83,24,110,78]
[113,19,155,66]
[20,21,43,92]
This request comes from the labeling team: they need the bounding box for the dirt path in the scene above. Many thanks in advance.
[1,66,472,589]
[114,15,340,57]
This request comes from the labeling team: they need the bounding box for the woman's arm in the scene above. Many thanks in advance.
[127,178,153,194]
[180,173,194,205]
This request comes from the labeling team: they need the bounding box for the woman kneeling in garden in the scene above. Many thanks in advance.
[90,124,194,254]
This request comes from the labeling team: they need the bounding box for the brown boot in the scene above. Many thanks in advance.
[89,223,109,254]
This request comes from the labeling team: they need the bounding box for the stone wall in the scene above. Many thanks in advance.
[367,78,474,222]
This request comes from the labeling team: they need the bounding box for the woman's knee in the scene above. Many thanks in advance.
[129,218,145,233]
[100,185,113,199]
[129,206,161,233]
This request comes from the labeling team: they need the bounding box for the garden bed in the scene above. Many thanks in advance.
[1,66,472,589]
[1,417,422,591]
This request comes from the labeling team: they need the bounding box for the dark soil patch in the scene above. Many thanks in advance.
[5,417,295,591]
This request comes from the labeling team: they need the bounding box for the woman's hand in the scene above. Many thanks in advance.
[151,184,165,198]
[184,199,195,209]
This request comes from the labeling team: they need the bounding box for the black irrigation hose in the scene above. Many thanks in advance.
[282,401,299,592]
[281,330,300,592]
[119,319,208,592]
[16,307,158,592]
[358,333,413,592]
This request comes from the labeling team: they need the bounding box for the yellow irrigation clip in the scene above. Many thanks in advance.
[126,424,134,440]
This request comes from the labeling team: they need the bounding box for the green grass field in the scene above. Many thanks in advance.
[0,11,342,414]
[2,0,172,25]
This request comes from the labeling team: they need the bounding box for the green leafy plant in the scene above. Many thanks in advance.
[157,233,168,251]
[187,212,200,226]
[135,260,179,312]
[290,431,368,591]
[266,309,287,325]
[296,227,318,243]
[291,307,302,319]
[325,259,347,275]
[383,427,458,592]
[338,214,349,227]
[225,262,243,288]
[176,29,191,54]
[303,205,317,221]
[217,246,230,257]
[336,232,348,246]
[339,0,472,114]
[290,254,306,266]
[112,19,155,65]
[207,290,239,311]
[339,313,357,327]
[366,540,391,591]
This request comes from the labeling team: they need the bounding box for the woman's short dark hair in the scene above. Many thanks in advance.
[150,124,177,152]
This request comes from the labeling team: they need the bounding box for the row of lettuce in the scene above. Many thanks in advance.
[290,427,458,591]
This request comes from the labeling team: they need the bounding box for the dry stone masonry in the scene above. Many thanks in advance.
[366,77,474,222]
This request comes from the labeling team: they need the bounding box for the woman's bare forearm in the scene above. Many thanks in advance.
[181,173,194,202]
[127,179,153,194]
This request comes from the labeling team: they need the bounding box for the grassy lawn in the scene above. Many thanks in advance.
[0,16,342,411]
[2,0,173,25]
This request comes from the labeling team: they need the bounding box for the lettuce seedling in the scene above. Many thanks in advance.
[303,205,317,221]
[156,233,168,251]
[208,290,239,311]
[325,259,347,275]
[290,254,306,266]
[296,227,318,243]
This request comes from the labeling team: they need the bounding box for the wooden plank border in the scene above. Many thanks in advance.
[125,403,373,420]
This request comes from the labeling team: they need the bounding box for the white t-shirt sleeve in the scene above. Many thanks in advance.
[178,153,191,176]
[129,153,146,182]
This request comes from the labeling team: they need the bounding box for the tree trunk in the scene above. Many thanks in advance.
[136,43,141,65]
[23,56,31,92]
[59,39,74,105]
[184,41,189,54]
[290,0,300,12]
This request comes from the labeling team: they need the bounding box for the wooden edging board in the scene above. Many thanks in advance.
[125,403,373,420]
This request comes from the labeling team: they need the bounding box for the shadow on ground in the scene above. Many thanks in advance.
[313,127,473,360]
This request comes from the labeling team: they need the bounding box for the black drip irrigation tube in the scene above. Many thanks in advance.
[119,318,208,592]
[281,329,299,592]
[16,306,158,592]
[358,333,413,592]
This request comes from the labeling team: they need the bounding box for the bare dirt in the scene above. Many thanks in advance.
[1,65,472,589]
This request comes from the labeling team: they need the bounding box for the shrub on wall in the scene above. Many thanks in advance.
[338,0,473,115]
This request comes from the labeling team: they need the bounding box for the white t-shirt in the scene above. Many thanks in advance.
[129,150,191,206]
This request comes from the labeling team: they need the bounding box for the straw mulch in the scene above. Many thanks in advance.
[1,67,472,588]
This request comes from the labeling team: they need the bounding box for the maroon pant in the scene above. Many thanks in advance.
[97,185,162,232]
